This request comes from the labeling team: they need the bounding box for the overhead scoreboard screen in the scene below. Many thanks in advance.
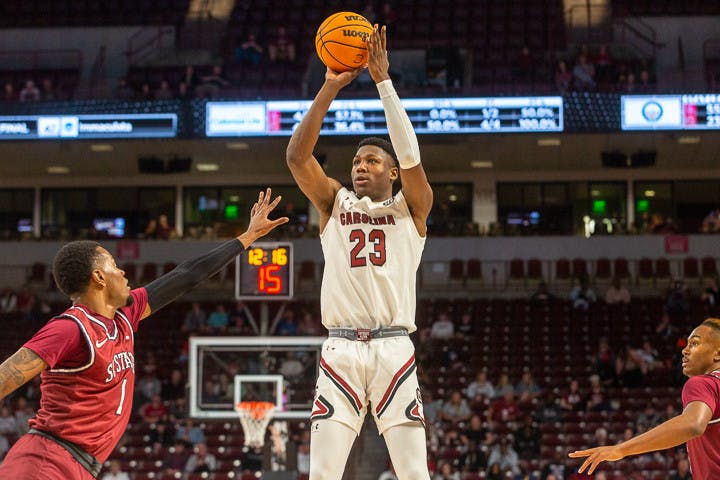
[206,96,563,137]
[621,94,720,130]
[0,113,178,139]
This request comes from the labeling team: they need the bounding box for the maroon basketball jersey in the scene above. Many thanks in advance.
[682,371,720,478]
[29,301,141,463]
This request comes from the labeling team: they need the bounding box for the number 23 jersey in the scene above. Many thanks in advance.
[320,187,425,332]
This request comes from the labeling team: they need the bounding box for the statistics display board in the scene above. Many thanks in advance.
[0,113,178,139]
[621,94,720,130]
[206,96,563,137]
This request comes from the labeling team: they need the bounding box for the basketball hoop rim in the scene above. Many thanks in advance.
[235,400,277,420]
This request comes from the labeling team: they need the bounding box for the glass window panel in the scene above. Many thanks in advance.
[0,189,34,239]
[428,183,473,235]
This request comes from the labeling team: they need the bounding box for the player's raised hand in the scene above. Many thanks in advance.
[568,445,625,474]
[367,24,390,83]
[325,66,364,89]
[245,187,289,239]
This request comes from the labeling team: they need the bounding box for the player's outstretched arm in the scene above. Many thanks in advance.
[143,188,288,317]
[569,400,712,474]
[0,347,48,401]
[367,25,433,233]
[286,67,361,220]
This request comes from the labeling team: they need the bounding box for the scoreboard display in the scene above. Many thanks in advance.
[0,113,178,139]
[206,96,563,137]
[235,242,293,301]
[621,94,720,130]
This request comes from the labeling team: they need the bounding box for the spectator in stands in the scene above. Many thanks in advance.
[541,449,568,480]
[560,379,585,411]
[514,46,534,82]
[12,397,32,435]
[494,372,514,399]
[616,345,645,388]
[182,65,200,93]
[145,214,174,240]
[115,78,134,100]
[276,308,298,335]
[100,460,130,480]
[592,44,613,82]
[594,337,615,386]
[207,304,229,331]
[175,418,205,445]
[570,276,596,310]
[140,394,169,423]
[195,65,230,99]
[638,70,654,93]
[176,81,191,100]
[184,442,217,474]
[154,79,174,100]
[434,460,460,480]
[228,301,249,332]
[489,390,521,424]
[162,369,185,402]
[455,312,475,336]
[671,458,691,480]
[297,311,321,336]
[439,390,472,424]
[487,437,521,476]
[701,208,720,232]
[19,80,40,102]
[268,26,296,64]
[0,407,18,435]
[466,370,495,401]
[39,78,56,101]
[422,390,443,424]
[430,312,455,339]
[665,279,690,318]
[586,374,609,412]
[514,415,541,460]
[486,462,503,480]
[515,370,541,401]
[163,439,191,476]
[605,276,631,305]
[622,72,637,93]
[183,302,207,332]
[136,372,162,406]
[235,33,264,65]
[2,82,17,101]
[701,277,720,307]
[149,420,175,452]
[634,340,661,373]
[379,2,398,29]
[137,82,153,101]
[296,441,311,477]
[530,281,555,307]
[362,2,377,22]
[0,288,17,313]
[572,55,596,91]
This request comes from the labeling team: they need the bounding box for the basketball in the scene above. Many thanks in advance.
[315,11,373,72]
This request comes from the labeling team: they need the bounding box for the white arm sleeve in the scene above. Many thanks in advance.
[376,79,421,169]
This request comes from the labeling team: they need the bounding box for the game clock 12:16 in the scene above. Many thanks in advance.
[235,242,294,300]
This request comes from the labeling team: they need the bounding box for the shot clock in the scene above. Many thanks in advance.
[235,242,293,300]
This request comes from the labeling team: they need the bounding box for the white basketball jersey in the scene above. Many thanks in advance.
[320,187,426,332]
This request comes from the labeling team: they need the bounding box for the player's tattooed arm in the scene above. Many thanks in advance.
[0,347,48,400]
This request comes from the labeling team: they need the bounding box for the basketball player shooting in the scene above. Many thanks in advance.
[569,318,720,478]
[286,25,433,480]
[0,189,287,479]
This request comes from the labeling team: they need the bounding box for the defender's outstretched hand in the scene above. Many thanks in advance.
[367,24,390,83]
[568,445,625,474]
[245,188,289,238]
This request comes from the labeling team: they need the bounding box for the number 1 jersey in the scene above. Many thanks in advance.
[320,187,425,332]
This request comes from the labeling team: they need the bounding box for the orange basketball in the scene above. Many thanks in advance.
[315,11,373,72]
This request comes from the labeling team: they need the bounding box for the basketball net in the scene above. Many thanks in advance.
[235,401,276,448]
